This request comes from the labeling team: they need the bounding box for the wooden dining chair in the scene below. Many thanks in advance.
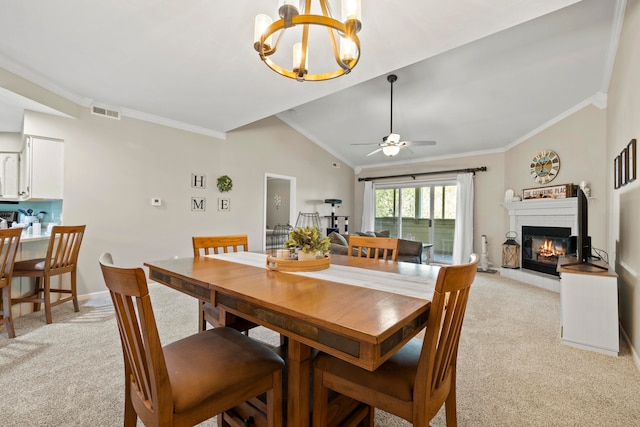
[12,225,85,324]
[0,228,22,338]
[99,253,284,427]
[192,234,258,333]
[347,235,399,261]
[313,254,479,427]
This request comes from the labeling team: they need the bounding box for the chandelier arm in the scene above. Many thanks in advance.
[319,0,345,69]
[258,20,287,58]
[298,23,310,80]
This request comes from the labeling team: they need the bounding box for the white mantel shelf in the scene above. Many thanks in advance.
[501,198,578,215]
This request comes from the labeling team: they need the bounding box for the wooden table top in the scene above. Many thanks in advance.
[145,254,438,368]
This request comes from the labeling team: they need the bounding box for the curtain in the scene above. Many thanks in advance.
[361,181,375,233]
[452,173,474,264]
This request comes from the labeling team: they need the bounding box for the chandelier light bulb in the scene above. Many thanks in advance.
[254,14,273,51]
[293,42,308,75]
[342,0,362,27]
[340,37,356,63]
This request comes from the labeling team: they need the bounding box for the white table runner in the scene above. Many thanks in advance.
[206,252,434,300]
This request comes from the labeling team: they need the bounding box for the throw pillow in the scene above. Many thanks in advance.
[328,231,348,247]
[373,230,390,237]
[356,231,377,237]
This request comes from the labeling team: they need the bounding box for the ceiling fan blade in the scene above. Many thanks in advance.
[366,147,383,156]
[404,140,437,146]
[350,142,383,146]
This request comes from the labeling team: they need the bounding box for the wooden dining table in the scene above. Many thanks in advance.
[144,253,440,426]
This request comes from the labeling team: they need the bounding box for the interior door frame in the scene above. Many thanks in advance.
[263,173,296,252]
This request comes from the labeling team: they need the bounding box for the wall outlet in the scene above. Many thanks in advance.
[151,198,162,206]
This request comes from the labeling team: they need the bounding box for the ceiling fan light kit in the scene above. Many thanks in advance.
[352,74,437,157]
[382,145,401,156]
[254,0,362,82]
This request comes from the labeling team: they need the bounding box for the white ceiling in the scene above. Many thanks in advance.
[0,0,621,170]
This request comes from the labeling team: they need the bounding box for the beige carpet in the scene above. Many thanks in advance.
[1,272,639,426]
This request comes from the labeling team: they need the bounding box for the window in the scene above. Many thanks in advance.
[374,182,456,264]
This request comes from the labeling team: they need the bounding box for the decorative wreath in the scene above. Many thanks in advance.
[216,175,233,192]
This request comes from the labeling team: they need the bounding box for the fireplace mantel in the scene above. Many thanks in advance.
[500,197,586,292]
[501,198,578,216]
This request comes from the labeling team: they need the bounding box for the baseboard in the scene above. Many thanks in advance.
[78,289,109,301]
[620,324,640,372]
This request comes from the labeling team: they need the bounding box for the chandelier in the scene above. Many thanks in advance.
[253,0,362,82]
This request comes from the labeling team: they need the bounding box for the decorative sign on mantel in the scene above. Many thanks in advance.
[522,183,575,200]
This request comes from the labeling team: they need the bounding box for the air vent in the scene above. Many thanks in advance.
[91,104,121,120]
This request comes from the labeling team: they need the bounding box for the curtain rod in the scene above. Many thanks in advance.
[357,166,487,182]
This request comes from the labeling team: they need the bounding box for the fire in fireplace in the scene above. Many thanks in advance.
[522,226,573,276]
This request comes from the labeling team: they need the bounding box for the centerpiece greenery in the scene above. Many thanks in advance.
[284,226,330,256]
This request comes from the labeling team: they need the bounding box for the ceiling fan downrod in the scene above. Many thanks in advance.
[387,74,397,137]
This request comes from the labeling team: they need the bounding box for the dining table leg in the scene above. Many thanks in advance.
[287,339,312,426]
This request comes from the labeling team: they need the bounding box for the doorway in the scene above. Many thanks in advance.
[263,173,296,252]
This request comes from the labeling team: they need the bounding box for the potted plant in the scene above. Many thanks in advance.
[285,226,330,261]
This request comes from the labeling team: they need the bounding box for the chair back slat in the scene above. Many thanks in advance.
[347,235,399,261]
[414,254,478,421]
[47,225,85,271]
[0,229,21,283]
[0,229,21,337]
[99,253,171,419]
[192,234,248,257]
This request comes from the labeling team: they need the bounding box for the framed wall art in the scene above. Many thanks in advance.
[621,146,628,186]
[628,139,637,182]
[614,155,621,189]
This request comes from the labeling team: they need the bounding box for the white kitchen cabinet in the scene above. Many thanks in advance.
[558,257,619,356]
[0,152,20,200]
[19,136,64,200]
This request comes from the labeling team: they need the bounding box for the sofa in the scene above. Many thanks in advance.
[328,231,424,264]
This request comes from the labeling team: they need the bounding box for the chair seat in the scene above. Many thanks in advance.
[314,338,422,403]
[164,327,284,413]
[13,258,47,272]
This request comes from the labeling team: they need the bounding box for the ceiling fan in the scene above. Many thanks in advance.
[352,74,436,157]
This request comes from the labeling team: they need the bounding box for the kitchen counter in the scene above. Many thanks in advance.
[19,231,51,242]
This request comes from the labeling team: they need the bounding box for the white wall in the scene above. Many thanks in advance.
[22,108,354,296]
[608,0,640,364]
[504,105,608,252]
[0,132,21,150]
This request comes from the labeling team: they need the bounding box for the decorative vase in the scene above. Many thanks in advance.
[297,251,317,261]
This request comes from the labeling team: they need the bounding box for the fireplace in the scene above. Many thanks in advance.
[522,226,572,276]
[501,198,578,292]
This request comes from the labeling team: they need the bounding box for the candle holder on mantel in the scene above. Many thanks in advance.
[502,232,520,269]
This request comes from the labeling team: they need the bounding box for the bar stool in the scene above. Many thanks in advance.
[12,225,85,324]
[0,228,22,338]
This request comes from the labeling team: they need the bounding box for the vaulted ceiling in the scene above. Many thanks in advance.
[0,0,621,170]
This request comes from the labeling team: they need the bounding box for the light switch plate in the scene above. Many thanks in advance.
[151,198,162,206]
